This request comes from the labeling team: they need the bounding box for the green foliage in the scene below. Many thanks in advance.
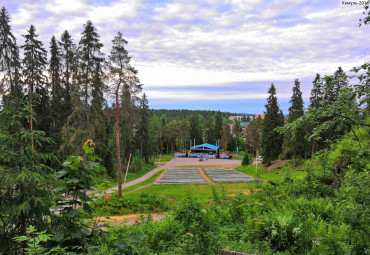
[14,226,64,255]
[92,192,169,215]
[241,152,252,166]
[261,83,284,165]
[53,140,106,249]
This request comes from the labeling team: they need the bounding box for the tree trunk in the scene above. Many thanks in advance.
[115,82,122,199]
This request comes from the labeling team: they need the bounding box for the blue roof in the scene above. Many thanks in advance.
[191,143,219,150]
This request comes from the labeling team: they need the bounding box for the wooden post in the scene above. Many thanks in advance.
[122,153,131,191]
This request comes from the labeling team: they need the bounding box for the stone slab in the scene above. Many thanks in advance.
[204,168,254,183]
[154,168,207,185]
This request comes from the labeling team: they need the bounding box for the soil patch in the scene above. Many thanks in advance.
[95,213,166,227]
[266,160,289,171]
[198,167,213,184]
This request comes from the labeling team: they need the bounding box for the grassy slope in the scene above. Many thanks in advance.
[97,162,307,214]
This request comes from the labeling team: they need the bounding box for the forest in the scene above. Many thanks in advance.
[0,4,369,255]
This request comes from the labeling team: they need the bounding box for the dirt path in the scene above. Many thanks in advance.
[94,213,166,227]
[198,167,213,184]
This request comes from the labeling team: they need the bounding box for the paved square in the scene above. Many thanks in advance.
[154,168,207,185]
[204,168,254,183]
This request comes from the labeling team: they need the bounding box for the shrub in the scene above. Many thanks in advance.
[242,153,253,166]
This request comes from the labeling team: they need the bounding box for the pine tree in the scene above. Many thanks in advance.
[59,30,75,119]
[21,25,48,148]
[60,21,106,160]
[221,123,231,151]
[0,7,21,103]
[260,83,284,165]
[309,73,322,109]
[204,113,214,144]
[246,117,262,156]
[283,79,306,164]
[90,61,108,166]
[189,113,203,145]
[214,111,223,145]
[79,20,104,106]
[0,97,56,253]
[48,35,64,149]
[136,93,150,163]
[233,120,241,152]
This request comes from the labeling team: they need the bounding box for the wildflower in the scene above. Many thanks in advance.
[104,194,110,203]
[293,227,301,234]
[271,229,277,237]
[84,139,95,146]
[186,232,194,237]
[312,237,320,246]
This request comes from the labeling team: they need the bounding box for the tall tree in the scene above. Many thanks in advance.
[0,7,21,103]
[60,21,106,159]
[59,30,76,119]
[221,123,231,151]
[48,35,64,150]
[136,93,150,163]
[107,32,130,198]
[283,79,306,164]
[79,20,104,106]
[246,117,262,155]
[21,25,48,149]
[204,113,214,144]
[0,96,56,253]
[260,83,284,165]
[214,111,223,145]
[233,120,241,152]
[189,113,203,145]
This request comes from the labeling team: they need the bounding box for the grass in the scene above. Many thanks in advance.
[96,162,306,214]
[157,153,174,162]
[93,163,158,190]
[236,162,307,182]
[121,181,260,207]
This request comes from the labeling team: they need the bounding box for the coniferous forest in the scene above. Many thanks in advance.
[0,5,369,255]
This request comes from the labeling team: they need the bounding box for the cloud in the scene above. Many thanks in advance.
[3,0,370,112]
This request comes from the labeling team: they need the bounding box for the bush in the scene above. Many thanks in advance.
[242,153,253,166]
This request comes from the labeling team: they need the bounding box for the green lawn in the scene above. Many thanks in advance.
[93,163,158,190]
[157,153,174,162]
[236,162,307,181]
[95,162,307,215]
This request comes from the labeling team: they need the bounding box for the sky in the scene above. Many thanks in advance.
[2,0,369,114]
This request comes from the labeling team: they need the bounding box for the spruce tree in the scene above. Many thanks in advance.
[21,25,48,148]
[79,20,104,106]
[0,97,56,254]
[59,30,75,118]
[309,73,322,109]
[221,123,231,151]
[136,93,150,163]
[214,111,223,145]
[189,113,203,145]
[260,83,284,165]
[48,35,64,149]
[283,79,306,164]
[205,113,215,144]
[90,61,108,166]
[0,7,21,103]
[60,21,106,159]
[233,120,241,152]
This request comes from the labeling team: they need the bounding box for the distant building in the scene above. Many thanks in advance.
[254,114,265,119]
[229,115,243,121]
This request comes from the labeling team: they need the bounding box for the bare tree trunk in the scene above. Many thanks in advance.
[116,83,123,198]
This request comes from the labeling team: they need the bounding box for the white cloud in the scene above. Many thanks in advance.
[45,0,89,15]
